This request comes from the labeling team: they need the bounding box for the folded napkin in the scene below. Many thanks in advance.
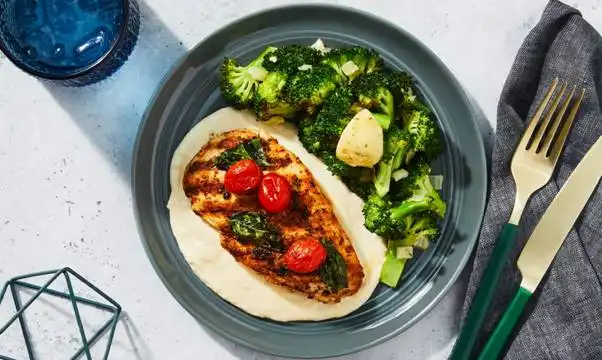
[460,1,602,359]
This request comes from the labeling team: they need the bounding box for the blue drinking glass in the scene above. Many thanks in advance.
[0,0,140,86]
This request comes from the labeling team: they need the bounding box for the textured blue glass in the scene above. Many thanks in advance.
[0,0,140,86]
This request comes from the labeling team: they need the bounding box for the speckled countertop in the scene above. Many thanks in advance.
[1,0,600,359]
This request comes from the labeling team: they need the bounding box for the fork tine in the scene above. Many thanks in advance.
[548,88,585,161]
[531,81,568,152]
[541,85,575,155]
[517,78,559,150]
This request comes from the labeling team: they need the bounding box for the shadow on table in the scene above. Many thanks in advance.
[2,287,150,359]
[114,312,154,360]
[42,0,188,183]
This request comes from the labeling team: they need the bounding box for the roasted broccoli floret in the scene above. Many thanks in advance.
[387,73,442,163]
[405,108,442,162]
[219,47,277,107]
[373,109,441,196]
[373,125,412,197]
[399,214,440,250]
[285,65,339,114]
[363,160,445,237]
[387,69,433,122]
[362,193,400,238]
[379,213,440,288]
[386,69,414,100]
[253,71,297,121]
[389,161,446,220]
[322,46,383,82]
[298,117,326,154]
[250,45,327,120]
[400,86,431,118]
[388,169,418,201]
[351,71,395,130]
[350,67,441,165]
[262,45,323,74]
[298,86,355,154]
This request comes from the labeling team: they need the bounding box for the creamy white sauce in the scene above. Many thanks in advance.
[167,107,386,321]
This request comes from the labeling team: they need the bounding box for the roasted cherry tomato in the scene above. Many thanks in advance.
[258,173,292,213]
[283,238,327,274]
[224,159,262,194]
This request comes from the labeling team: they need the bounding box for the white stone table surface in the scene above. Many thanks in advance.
[1,0,600,359]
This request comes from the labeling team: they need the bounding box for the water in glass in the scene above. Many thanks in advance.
[13,0,125,70]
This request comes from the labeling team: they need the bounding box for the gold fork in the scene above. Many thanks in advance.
[450,77,585,360]
[508,79,585,224]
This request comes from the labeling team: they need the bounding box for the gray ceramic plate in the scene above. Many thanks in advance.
[132,4,487,359]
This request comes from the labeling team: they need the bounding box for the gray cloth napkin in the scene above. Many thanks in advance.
[460,1,602,359]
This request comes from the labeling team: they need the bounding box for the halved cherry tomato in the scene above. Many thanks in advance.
[224,159,262,194]
[283,238,327,274]
[258,173,292,213]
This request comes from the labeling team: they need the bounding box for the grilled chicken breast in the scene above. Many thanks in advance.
[182,129,365,303]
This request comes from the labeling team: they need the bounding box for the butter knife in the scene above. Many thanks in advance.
[477,135,602,360]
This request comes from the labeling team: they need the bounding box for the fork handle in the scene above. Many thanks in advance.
[477,286,532,360]
[449,223,519,360]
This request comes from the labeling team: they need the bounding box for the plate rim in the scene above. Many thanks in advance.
[131,3,488,358]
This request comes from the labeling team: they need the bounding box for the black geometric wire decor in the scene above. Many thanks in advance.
[0,268,122,360]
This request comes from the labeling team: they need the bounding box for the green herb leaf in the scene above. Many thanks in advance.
[230,212,282,250]
[215,138,271,170]
[215,144,252,170]
[319,239,348,291]
[244,138,271,167]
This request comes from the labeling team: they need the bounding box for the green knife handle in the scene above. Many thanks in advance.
[477,286,532,360]
[450,223,518,360]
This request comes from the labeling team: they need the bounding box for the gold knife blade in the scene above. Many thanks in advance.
[518,135,602,293]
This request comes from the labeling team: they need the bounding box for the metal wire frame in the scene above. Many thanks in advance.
[0,268,122,360]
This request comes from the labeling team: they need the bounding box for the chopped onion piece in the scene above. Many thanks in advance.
[310,38,330,54]
[341,61,360,77]
[392,169,409,182]
[396,246,413,260]
[413,236,430,251]
[429,175,444,190]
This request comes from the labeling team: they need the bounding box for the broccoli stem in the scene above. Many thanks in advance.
[380,248,407,288]
[374,159,395,197]
[374,145,410,197]
[390,200,435,221]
